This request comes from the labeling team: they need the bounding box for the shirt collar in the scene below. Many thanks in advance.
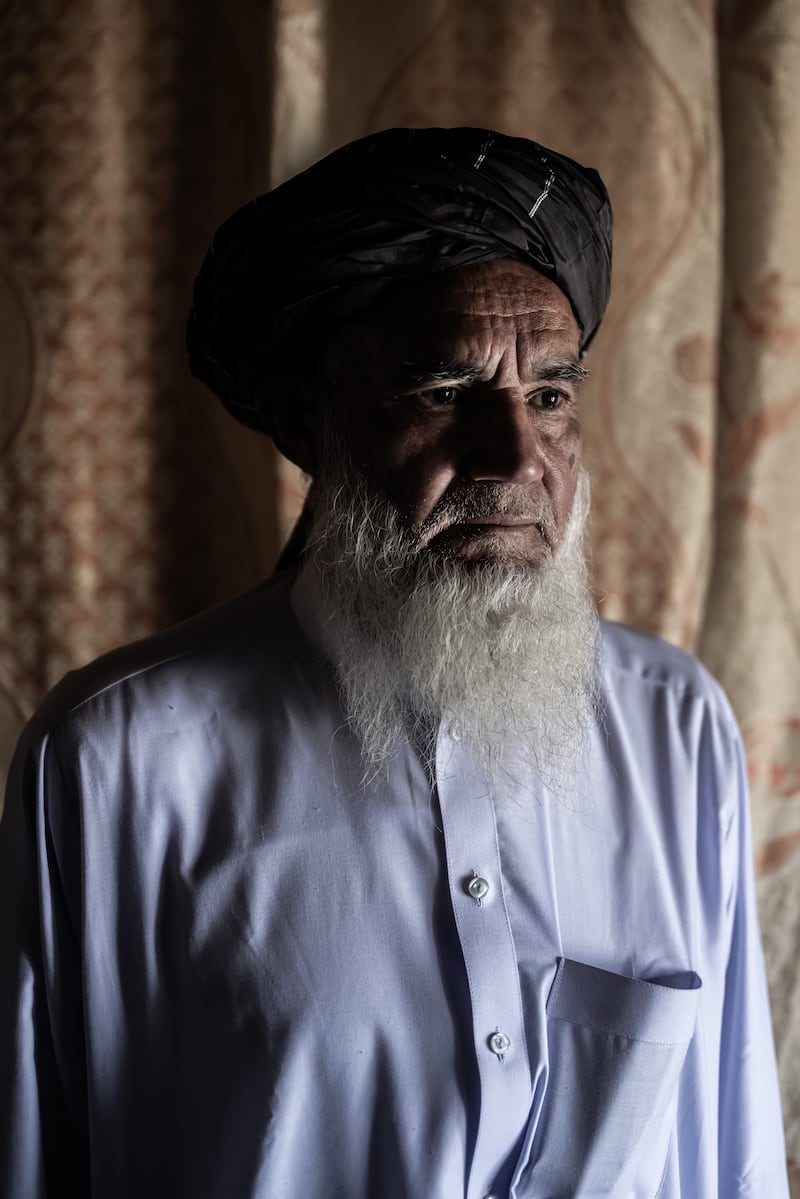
[289,560,333,658]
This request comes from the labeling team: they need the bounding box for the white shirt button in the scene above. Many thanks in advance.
[467,875,490,901]
[489,1030,511,1056]
[450,724,463,742]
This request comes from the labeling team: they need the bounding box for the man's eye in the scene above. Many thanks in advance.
[535,388,567,410]
[417,385,458,406]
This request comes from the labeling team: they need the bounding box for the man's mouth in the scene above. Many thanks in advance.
[423,515,552,554]
[453,515,550,543]
[412,492,554,553]
[460,514,542,528]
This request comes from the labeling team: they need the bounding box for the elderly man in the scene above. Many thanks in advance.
[0,128,789,1198]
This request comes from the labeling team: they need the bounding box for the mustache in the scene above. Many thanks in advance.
[412,483,557,548]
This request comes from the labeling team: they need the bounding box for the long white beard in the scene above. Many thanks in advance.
[304,439,599,783]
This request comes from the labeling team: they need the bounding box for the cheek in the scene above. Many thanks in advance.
[548,419,582,514]
[560,416,582,465]
[379,445,456,524]
[567,429,583,476]
[345,415,455,523]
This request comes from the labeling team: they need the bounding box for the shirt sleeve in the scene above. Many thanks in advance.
[715,714,789,1197]
[0,723,91,1197]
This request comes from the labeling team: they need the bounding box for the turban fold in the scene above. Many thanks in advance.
[187,127,612,433]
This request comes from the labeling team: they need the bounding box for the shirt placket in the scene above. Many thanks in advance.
[435,723,532,1199]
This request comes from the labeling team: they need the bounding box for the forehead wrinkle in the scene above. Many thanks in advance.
[408,308,576,350]
[386,319,581,388]
[515,326,583,371]
[433,289,572,321]
[392,259,574,320]
[332,279,580,388]
[425,299,579,356]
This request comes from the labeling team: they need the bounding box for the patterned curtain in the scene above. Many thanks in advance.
[1,0,798,1185]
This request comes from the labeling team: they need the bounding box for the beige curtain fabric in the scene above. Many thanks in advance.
[1,0,798,1185]
[0,0,285,762]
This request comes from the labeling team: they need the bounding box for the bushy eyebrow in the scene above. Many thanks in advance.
[533,359,590,384]
[397,357,589,387]
[397,360,484,387]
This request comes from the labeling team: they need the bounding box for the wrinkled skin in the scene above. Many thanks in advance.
[321,259,585,566]
[273,258,587,567]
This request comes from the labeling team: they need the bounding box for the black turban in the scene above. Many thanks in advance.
[187,127,612,433]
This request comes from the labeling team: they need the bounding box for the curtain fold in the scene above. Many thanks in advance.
[708,0,800,1165]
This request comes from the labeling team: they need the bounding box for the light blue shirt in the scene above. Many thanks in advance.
[0,568,788,1198]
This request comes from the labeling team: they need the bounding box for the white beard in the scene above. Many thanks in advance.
[304,435,599,785]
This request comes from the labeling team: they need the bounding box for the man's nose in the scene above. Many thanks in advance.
[460,392,545,484]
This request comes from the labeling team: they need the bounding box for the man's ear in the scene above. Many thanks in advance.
[255,376,320,476]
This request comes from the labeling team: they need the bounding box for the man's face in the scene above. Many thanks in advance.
[322,258,585,567]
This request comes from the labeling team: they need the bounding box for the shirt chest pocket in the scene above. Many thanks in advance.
[520,957,701,1198]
